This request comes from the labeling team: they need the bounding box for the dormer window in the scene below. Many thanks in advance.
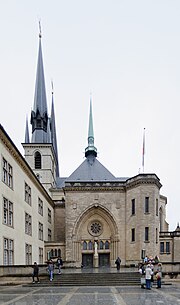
[35,152,41,169]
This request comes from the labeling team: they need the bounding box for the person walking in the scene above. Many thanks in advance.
[145,264,153,290]
[56,256,63,274]
[32,262,40,283]
[47,260,54,281]
[115,257,121,271]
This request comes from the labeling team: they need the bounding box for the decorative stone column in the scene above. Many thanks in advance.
[94,241,98,267]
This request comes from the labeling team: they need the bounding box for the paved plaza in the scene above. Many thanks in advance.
[0,283,180,305]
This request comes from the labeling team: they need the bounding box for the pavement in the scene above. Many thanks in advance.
[0,283,180,305]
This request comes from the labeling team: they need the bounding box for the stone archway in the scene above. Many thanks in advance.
[71,204,119,267]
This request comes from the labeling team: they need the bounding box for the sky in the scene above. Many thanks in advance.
[0,0,180,230]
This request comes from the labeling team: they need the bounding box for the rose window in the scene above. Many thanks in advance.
[88,220,103,236]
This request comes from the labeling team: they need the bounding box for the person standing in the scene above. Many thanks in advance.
[57,256,63,274]
[115,257,121,271]
[48,260,54,281]
[32,262,40,283]
[149,260,154,288]
[145,264,153,290]
[156,263,162,288]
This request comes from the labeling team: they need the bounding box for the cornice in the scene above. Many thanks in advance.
[126,174,162,190]
[0,127,54,207]
[64,184,126,192]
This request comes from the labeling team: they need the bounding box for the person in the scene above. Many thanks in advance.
[144,255,148,263]
[154,255,159,264]
[145,264,153,290]
[149,260,154,288]
[56,256,63,274]
[47,260,54,281]
[156,263,162,288]
[32,262,40,283]
[115,257,121,271]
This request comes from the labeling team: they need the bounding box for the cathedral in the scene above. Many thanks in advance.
[0,32,179,268]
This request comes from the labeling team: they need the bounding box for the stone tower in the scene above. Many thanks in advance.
[22,30,59,193]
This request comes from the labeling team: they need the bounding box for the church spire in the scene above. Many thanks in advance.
[50,82,60,177]
[30,25,48,143]
[85,97,97,158]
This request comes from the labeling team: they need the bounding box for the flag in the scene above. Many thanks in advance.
[142,128,145,172]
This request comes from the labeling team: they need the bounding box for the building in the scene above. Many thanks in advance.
[0,32,179,268]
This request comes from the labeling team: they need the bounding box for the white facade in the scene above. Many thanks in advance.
[0,126,54,265]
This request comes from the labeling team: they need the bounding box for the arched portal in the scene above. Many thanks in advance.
[71,204,119,268]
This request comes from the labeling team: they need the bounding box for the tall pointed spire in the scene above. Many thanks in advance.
[31,23,48,143]
[25,116,30,143]
[85,97,97,157]
[50,81,60,177]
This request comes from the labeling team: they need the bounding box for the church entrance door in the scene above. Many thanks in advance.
[99,253,110,267]
[82,254,93,268]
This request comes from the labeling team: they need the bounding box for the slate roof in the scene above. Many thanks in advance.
[55,155,129,188]
[66,156,117,182]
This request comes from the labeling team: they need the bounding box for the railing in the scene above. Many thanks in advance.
[159,231,180,237]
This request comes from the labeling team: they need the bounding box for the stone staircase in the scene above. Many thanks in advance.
[26,271,142,287]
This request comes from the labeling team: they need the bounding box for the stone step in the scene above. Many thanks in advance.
[26,272,142,287]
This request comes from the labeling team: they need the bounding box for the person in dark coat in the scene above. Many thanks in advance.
[56,256,63,274]
[115,257,121,271]
[32,262,40,283]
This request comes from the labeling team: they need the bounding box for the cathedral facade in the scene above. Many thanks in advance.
[0,33,179,268]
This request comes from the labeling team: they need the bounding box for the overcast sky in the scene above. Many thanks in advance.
[0,0,179,230]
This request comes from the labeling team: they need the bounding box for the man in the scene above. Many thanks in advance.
[32,262,40,283]
[57,256,63,274]
[145,264,153,290]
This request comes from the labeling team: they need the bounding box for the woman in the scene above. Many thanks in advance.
[156,263,162,288]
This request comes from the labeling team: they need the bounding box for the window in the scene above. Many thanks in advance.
[25,182,31,205]
[131,199,135,215]
[105,240,110,249]
[25,213,32,235]
[38,222,43,241]
[3,238,14,265]
[35,152,41,169]
[38,198,43,216]
[88,241,93,250]
[160,242,164,253]
[145,227,149,242]
[83,241,87,250]
[25,243,32,265]
[156,199,158,216]
[48,208,51,223]
[145,197,149,213]
[166,242,170,253]
[48,229,51,241]
[156,228,158,243]
[100,240,104,249]
[39,247,43,264]
[131,228,135,242]
[3,197,13,227]
[160,241,170,254]
[2,157,13,188]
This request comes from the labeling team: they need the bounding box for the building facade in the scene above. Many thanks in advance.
[0,33,179,267]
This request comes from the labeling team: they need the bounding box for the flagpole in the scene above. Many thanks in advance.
[142,128,145,173]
